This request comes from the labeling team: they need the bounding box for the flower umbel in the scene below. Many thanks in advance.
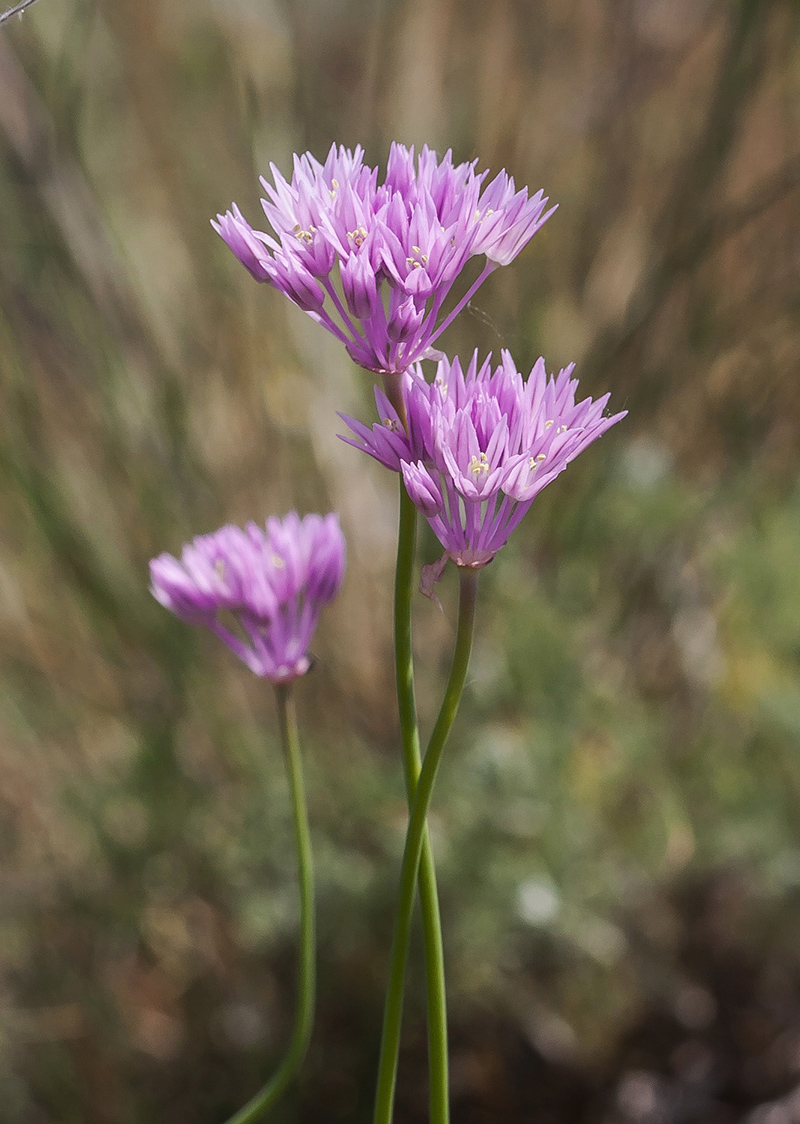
[213,143,555,375]
[150,513,346,682]
[340,351,626,576]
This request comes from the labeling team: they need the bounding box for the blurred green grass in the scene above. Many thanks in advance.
[2,0,800,1120]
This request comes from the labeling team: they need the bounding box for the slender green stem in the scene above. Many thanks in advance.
[374,567,480,1124]
[226,683,315,1124]
[394,481,449,1124]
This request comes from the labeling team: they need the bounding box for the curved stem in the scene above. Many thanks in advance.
[407,261,497,364]
[226,683,315,1124]
[373,567,479,1124]
[322,276,362,342]
[393,481,450,1124]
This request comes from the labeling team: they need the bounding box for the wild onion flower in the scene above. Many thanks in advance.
[213,143,555,376]
[339,351,625,582]
[150,513,346,682]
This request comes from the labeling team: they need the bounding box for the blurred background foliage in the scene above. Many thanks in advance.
[2,0,800,1120]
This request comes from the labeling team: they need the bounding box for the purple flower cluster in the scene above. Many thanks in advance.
[340,351,626,576]
[150,513,345,682]
[202,140,624,607]
[214,143,555,375]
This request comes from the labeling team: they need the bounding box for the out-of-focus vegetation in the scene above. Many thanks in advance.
[2,0,800,1120]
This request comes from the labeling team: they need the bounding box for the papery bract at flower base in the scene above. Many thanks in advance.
[213,143,556,375]
[150,513,346,682]
[339,350,626,580]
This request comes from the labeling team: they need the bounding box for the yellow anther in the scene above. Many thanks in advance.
[271,553,285,569]
[545,419,554,429]
[557,425,568,434]
[536,453,547,461]
[383,417,399,432]
[406,245,429,269]
[470,452,490,476]
[215,560,226,578]
[331,178,339,190]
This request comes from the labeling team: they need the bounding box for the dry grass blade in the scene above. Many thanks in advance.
[0,0,42,27]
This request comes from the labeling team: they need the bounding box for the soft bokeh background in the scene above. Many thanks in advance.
[2,0,800,1120]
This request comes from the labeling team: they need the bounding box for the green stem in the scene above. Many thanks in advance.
[374,567,480,1124]
[226,683,315,1124]
[394,482,450,1124]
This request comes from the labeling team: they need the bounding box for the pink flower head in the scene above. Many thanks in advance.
[150,513,346,683]
[339,351,626,577]
[214,143,555,376]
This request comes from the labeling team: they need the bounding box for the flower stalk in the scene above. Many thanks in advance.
[374,567,479,1124]
[393,480,449,1124]
[226,683,316,1124]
